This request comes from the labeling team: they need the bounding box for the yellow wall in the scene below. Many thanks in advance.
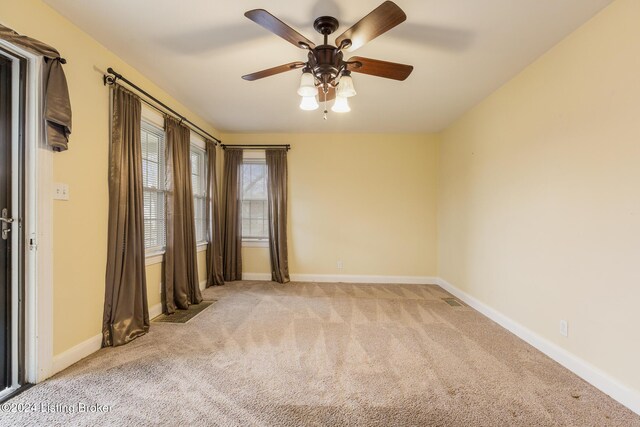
[222,133,439,278]
[146,264,163,310]
[438,0,640,392]
[2,0,220,355]
[7,0,637,402]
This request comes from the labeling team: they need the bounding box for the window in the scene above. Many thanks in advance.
[140,105,209,257]
[191,145,207,244]
[241,156,268,241]
[141,121,166,252]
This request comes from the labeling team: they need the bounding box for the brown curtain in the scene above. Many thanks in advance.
[102,85,149,347]
[164,117,202,313]
[0,24,72,151]
[266,149,290,283]
[206,142,224,286]
[222,149,243,281]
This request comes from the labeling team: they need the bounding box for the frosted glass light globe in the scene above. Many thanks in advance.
[299,96,319,111]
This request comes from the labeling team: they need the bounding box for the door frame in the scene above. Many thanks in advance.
[0,40,54,390]
[0,47,19,395]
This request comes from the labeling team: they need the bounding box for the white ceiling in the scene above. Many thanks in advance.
[43,0,612,133]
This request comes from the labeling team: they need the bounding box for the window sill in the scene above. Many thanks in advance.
[146,251,165,266]
[242,239,269,248]
[146,243,208,266]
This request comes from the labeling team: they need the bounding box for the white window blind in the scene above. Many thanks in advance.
[241,158,269,240]
[141,121,167,252]
[190,145,207,244]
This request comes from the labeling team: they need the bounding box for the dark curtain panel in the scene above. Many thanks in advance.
[102,85,149,347]
[266,149,290,283]
[206,142,224,286]
[222,149,243,281]
[0,24,72,151]
[164,117,202,313]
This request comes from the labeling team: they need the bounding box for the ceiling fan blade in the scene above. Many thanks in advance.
[242,62,306,81]
[318,86,336,102]
[245,9,316,49]
[346,56,413,81]
[335,1,406,51]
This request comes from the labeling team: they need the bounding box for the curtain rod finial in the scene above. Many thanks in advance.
[103,73,119,86]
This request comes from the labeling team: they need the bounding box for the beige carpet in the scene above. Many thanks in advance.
[3,281,639,426]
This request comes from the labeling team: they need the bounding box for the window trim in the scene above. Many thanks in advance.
[240,154,270,242]
[141,119,167,255]
[190,141,207,245]
[242,239,269,248]
[145,243,208,266]
[141,104,164,128]
[190,131,206,151]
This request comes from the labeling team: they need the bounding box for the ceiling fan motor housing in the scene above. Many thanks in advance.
[309,16,345,87]
[309,47,343,86]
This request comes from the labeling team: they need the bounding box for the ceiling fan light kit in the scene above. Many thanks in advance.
[242,1,413,119]
[336,72,356,98]
[299,95,319,111]
[331,95,351,113]
[297,70,317,97]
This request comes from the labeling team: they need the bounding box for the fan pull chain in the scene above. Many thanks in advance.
[323,90,328,120]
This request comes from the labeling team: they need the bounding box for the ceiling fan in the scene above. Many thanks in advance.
[241,1,414,117]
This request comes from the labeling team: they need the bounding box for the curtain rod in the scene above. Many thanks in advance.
[221,144,291,150]
[103,67,221,145]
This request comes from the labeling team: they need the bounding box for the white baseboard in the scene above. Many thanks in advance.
[199,279,207,291]
[49,274,638,416]
[242,272,439,285]
[242,272,272,281]
[50,287,207,378]
[292,274,439,284]
[149,303,162,319]
[52,300,166,376]
[436,277,640,416]
[51,333,102,376]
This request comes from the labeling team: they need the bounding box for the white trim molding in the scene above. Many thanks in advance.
[141,104,164,129]
[242,240,269,248]
[145,252,164,266]
[149,303,163,320]
[51,334,102,376]
[242,239,269,248]
[242,272,272,281]
[146,244,207,266]
[436,277,640,416]
[291,274,439,285]
[0,40,54,384]
[40,272,640,417]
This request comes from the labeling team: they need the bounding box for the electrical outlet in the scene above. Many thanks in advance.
[53,182,70,201]
[336,260,343,270]
[159,282,162,295]
[559,320,568,337]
